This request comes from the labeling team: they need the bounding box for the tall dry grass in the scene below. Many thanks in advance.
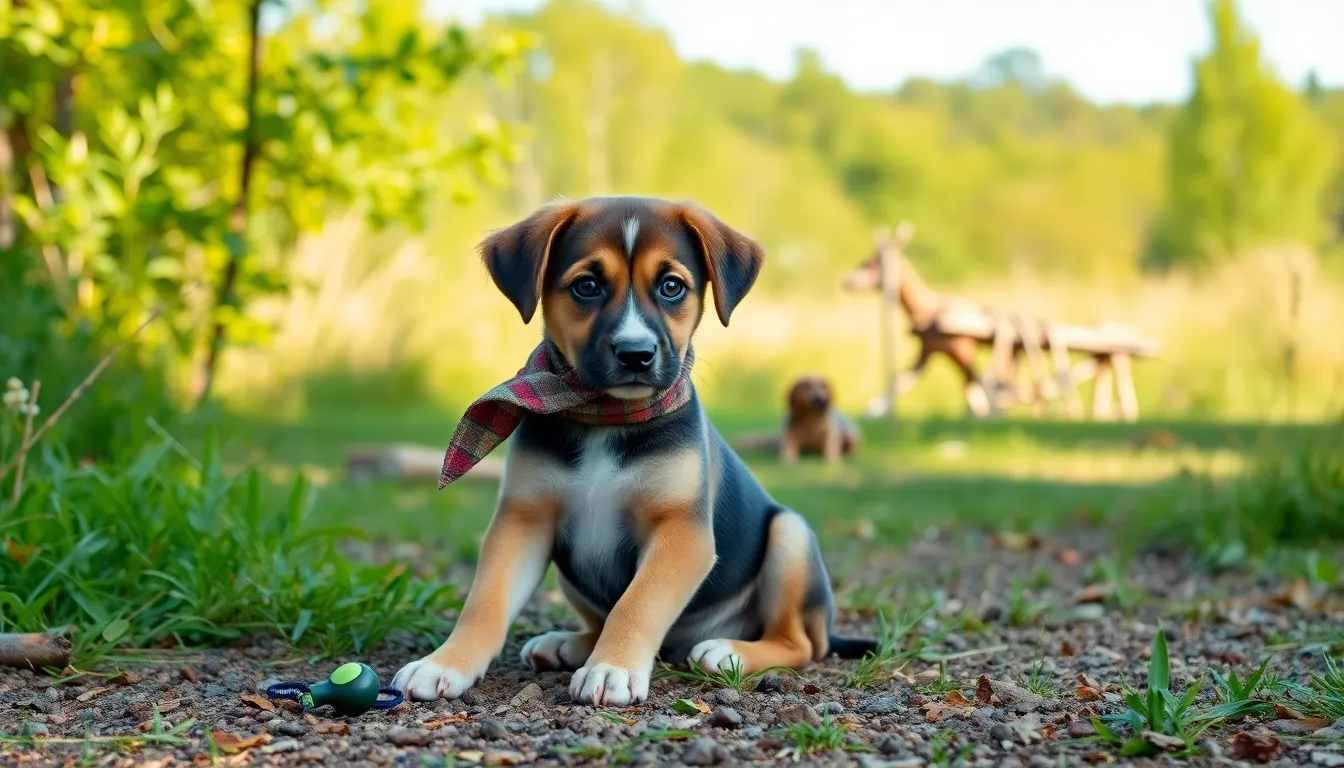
[219,217,1344,422]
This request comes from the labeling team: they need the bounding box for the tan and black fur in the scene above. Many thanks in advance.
[781,375,861,464]
[393,196,875,707]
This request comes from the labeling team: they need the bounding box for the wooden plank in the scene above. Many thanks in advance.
[928,309,1161,357]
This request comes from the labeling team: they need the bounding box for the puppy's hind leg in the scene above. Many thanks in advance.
[521,573,604,672]
[688,510,827,675]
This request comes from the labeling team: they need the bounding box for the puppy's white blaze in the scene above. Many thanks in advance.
[612,292,656,346]
[622,216,640,257]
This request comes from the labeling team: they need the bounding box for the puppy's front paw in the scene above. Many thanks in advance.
[689,638,744,673]
[391,656,476,702]
[569,662,650,706]
[521,631,595,671]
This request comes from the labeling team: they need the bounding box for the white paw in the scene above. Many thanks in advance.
[391,656,475,702]
[521,631,592,671]
[569,662,650,706]
[689,639,744,673]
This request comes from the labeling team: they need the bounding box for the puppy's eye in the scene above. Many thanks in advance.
[571,278,601,300]
[658,277,687,300]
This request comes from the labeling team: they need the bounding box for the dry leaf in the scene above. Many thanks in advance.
[485,751,526,766]
[1082,751,1115,764]
[943,690,974,707]
[457,750,485,763]
[988,531,1039,550]
[1058,548,1081,566]
[181,667,199,683]
[1077,672,1100,688]
[1271,705,1330,729]
[423,713,469,728]
[113,669,148,686]
[303,714,319,725]
[156,699,181,714]
[211,731,272,754]
[315,722,350,736]
[76,687,109,703]
[6,540,36,565]
[975,676,993,705]
[1060,640,1077,656]
[1076,686,1104,701]
[240,694,275,711]
[1268,579,1312,610]
[1077,584,1111,604]
[276,699,302,713]
[1229,729,1284,763]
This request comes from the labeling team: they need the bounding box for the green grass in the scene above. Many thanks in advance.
[916,661,961,695]
[551,729,695,764]
[774,715,875,760]
[655,656,793,693]
[845,604,939,689]
[0,427,460,667]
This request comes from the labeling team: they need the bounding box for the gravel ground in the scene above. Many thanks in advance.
[4,532,1343,767]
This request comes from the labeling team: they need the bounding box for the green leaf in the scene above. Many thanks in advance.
[102,617,131,644]
[1120,737,1159,757]
[672,699,707,715]
[290,609,312,644]
[1149,627,1169,692]
[1090,717,1122,744]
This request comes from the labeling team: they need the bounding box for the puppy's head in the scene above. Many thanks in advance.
[480,196,764,398]
[787,375,834,417]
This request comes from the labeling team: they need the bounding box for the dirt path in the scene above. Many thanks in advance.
[4,533,1343,767]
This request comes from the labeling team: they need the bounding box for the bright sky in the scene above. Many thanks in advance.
[435,0,1344,105]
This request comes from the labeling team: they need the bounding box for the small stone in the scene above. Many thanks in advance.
[296,746,329,762]
[21,723,49,738]
[875,735,905,755]
[460,689,484,706]
[1028,756,1056,768]
[479,719,510,741]
[510,683,542,707]
[387,726,434,747]
[1311,752,1344,767]
[859,695,901,715]
[1198,739,1224,759]
[681,737,723,766]
[710,707,742,729]
[262,738,302,754]
[1269,719,1316,735]
[756,738,783,751]
[269,721,309,737]
[1066,720,1096,738]
[204,684,232,699]
[777,704,821,726]
[816,701,844,715]
[754,675,786,693]
[744,725,764,739]
[648,714,672,730]
[714,688,740,705]
[484,749,527,765]
[803,684,822,695]
[1313,718,1344,740]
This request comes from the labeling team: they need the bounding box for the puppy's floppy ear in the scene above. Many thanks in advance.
[678,203,765,326]
[479,201,580,324]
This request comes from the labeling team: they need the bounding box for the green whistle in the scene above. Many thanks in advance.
[302,662,382,716]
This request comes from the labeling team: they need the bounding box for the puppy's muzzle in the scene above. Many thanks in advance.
[613,340,656,374]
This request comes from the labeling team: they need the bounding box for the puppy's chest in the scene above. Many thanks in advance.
[554,441,641,564]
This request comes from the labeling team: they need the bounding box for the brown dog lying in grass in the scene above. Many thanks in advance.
[781,375,860,464]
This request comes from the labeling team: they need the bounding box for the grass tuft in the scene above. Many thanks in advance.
[775,714,875,760]
[845,603,939,689]
[0,428,460,667]
[656,656,793,693]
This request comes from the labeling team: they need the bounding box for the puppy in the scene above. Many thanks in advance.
[392,196,875,707]
[782,376,861,464]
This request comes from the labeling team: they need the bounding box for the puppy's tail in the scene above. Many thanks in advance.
[827,634,880,659]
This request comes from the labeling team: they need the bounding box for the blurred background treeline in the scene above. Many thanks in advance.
[3,0,1343,461]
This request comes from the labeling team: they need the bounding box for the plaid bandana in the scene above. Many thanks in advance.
[439,342,695,488]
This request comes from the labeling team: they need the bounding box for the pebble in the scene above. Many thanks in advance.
[479,719,510,741]
[859,695,901,715]
[387,726,434,747]
[682,736,727,766]
[776,704,821,726]
[269,721,309,738]
[261,738,302,754]
[460,689,484,706]
[1312,753,1344,767]
[1066,720,1096,738]
[510,683,543,706]
[1314,718,1344,740]
[875,735,905,755]
[714,688,740,705]
[1199,739,1224,759]
[754,675,786,693]
[21,723,49,738]
[1269,718,1317,735]
[816,701,844,715]
[296,746,329,762]
[710,707,742,729]
[743,725,764,739]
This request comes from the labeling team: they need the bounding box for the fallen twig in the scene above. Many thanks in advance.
[0,632,72,670]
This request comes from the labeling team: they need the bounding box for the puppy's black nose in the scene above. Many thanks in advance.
[613,341,656,373]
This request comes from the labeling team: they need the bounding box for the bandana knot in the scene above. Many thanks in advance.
[439,342,695,488]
